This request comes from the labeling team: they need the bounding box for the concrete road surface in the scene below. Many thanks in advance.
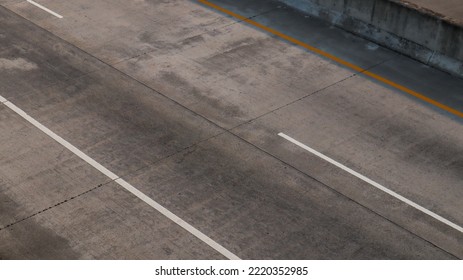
[0,0,462,259]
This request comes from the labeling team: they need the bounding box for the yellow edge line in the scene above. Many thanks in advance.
[198,0,463,118]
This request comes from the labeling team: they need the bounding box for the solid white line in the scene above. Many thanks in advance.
[278,132,463,234]
[27,0,63,19]
[0,95,240,260]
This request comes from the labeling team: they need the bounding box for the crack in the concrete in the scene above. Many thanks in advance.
[0,126,230,233]
[227,55,399,134]
[0,183,104,232]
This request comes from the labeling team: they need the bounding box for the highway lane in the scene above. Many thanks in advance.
[0,99,224,259]
[0,0,462,258]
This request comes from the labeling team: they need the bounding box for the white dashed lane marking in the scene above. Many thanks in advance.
[278,132,463,234]
[27,0,63,18]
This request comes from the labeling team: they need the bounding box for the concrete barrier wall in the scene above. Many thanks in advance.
[278,0,463,77]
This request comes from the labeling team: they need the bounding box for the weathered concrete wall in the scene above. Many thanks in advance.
[279,0,463,77]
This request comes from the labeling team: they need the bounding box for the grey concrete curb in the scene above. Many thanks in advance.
[277,0,463,78]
